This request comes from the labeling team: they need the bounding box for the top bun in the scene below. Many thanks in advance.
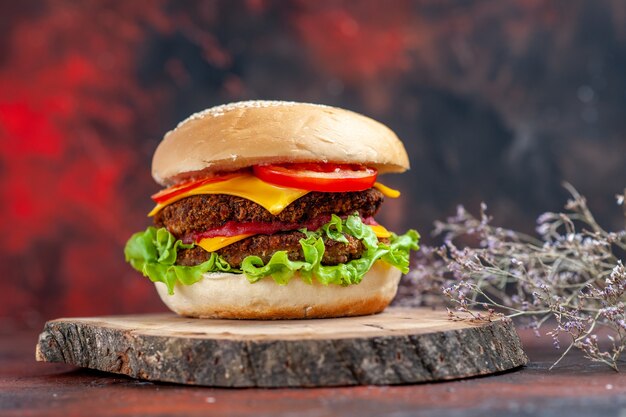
[152,100,410,186]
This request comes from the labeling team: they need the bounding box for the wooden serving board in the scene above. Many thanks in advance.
[36,308,527,387]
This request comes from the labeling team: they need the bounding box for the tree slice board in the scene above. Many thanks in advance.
[36,308,528,387]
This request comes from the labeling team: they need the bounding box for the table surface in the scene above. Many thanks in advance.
[2,326,625,417]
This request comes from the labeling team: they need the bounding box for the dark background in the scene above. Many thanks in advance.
[2,0,625,329]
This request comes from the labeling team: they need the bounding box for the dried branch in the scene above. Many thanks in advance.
[400,184,626,370]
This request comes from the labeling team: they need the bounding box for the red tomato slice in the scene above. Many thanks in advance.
[151,174,237,204]
[253,163,377,192]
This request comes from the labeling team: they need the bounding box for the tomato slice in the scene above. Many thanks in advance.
[253,163,377,192]
[151,174,238,204]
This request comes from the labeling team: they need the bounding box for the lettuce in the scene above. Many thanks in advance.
[124,214,420,294]
[124,226,236,295]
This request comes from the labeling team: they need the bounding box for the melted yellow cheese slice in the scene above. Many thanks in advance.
[369,224,392,238]
[195,224,392,253]
[148,174,402,218]
[373,182,401,198]
[197,234,254,252]
[148,174,310,217]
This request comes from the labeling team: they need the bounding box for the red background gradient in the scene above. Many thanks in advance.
[2,1,626,329]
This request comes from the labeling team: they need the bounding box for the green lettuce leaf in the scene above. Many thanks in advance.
[319,214,349,243]
[124,215,420,293]
[124,226,236,295]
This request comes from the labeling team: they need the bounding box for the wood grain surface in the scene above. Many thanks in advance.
[2,327,625,417]
[35,308,527,387]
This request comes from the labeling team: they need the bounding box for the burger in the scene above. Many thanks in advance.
[124,100,419,319]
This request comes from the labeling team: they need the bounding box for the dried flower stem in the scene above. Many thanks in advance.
[400,184,626,370]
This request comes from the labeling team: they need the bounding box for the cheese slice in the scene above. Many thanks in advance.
[373,182,401,198]
[148,174,310,217]
[197,234,254,252]
[148,174,401,218]
[369,224,392,238]
[195,224,392,254]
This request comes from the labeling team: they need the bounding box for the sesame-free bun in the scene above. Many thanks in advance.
[152,100,410,186]
[154,261,401,319]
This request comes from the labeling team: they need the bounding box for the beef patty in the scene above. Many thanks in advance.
[177,231,366,268]
[155,188,384,267]
[154,188,384,239]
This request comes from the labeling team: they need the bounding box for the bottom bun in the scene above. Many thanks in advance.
[155,261,401,319]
